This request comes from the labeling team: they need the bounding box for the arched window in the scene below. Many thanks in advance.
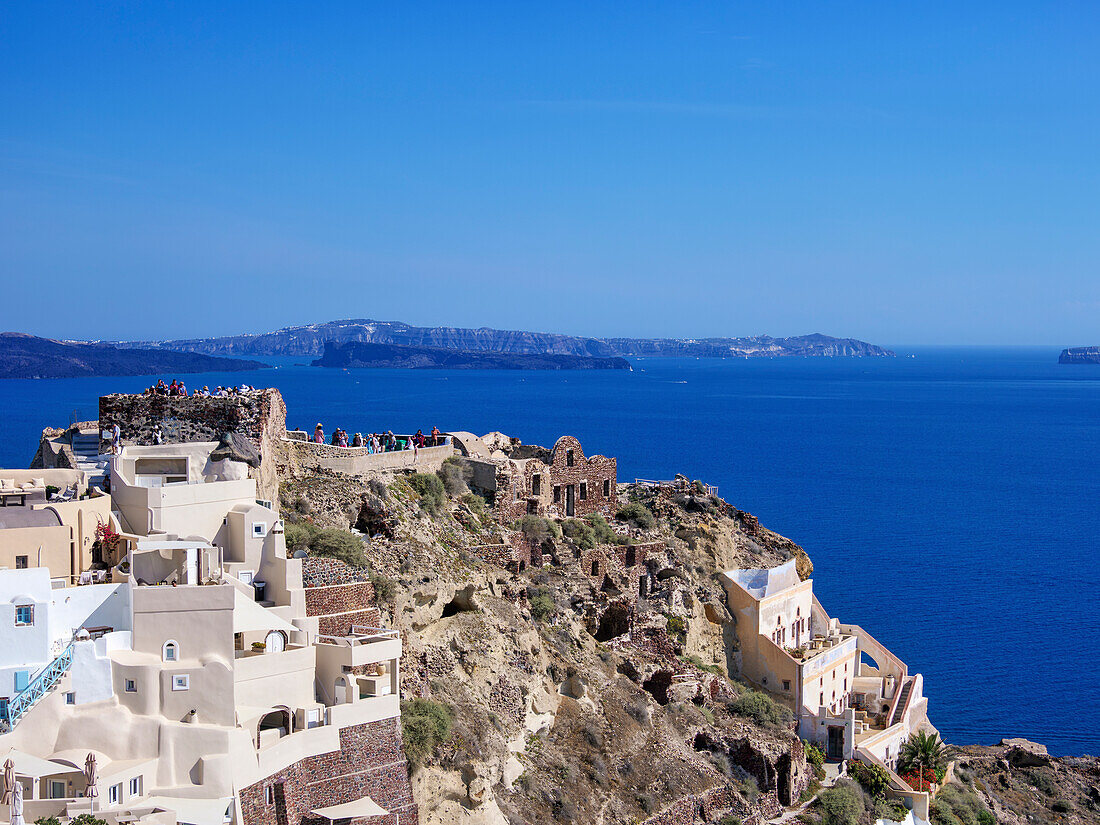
[162,640,179,662]
[265,630,287,653]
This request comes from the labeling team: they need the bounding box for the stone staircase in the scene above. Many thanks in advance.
[71,429,107,488]
[890,678,913,726]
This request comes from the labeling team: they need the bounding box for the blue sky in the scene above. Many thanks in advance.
[1,2,1098,345]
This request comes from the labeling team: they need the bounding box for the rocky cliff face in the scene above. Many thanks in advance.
[955,740,1100,824]
[280,464,817,825]
[1059,346,1100,364]
[312,341,632,370]
[0,332,268,378]
[122,319,895,359]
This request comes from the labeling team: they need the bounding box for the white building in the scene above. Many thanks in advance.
[0,441,415,825]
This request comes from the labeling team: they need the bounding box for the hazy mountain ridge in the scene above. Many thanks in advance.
[119,319,896,358]
[0,333,270,379]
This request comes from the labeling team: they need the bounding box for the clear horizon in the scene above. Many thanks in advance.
[2,2,1099,346]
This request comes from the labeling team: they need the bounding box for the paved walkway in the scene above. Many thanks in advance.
[767,760,845,823]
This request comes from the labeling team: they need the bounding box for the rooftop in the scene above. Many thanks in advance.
[724,559,802,599]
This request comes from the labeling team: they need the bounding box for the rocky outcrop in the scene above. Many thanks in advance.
[121,318,895,358]
[956,741,1100,824]
[99,389,287,503]
[0,332,268,378]
[286,469,817,825]
[312,341,632,370]
[1059,346,1100,364]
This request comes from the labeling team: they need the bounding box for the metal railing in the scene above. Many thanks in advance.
[1,640,75,731]
[635,478,719,496]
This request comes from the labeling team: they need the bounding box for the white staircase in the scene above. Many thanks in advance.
[71,429,107,488]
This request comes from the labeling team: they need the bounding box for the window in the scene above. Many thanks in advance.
[172,674,190,691]
[14,604,34,626]
[13,671,29,691]
[553,486,561,503]
[843,679,847,691]
[603,479,610,497]
[163,640,179,662]
[0,698,7,719]
[532,475,541,496]
[129,776,142,797]
[49,780,65,799]
[566,449,574,466]
[125,680,137,693]
[15,555,28,569]
[819,692,824,706]
[591,560,599,576]
[782,680,791,692]
[109,783,121,805]
[515,488,523,500]
[579,482,587,500]
[65,692,75,704]
[252,522,268,538]
[265,786,275,806]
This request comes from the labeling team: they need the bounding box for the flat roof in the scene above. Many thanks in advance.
[724,559,802,599]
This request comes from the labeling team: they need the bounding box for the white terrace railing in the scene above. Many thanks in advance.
[315,626,400,647]
[1,639,75,731]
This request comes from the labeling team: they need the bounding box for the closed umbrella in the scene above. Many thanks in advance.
[10,776,24,825]
[1,758,14,805]
[84,753,98,810]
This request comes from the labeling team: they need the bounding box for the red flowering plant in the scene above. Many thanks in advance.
[94,520,122,561]
[901,767,938,791]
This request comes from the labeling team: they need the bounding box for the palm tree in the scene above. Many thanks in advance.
[898,730,953,791]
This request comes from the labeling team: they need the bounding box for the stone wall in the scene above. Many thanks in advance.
[238,718,417,825]
[302,556,383,636]
[98,389,287,502]
[280,440,454,478]
[494,435,617,522]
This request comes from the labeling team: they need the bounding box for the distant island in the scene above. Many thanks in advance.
[0,332,270,379]
[1058,346,1100,364]
[118,319,896,359]
[313,341,632,370]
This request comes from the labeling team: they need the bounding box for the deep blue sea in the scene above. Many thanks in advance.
[1,347,1097,755]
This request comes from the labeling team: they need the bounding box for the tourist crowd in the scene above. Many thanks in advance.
[303,424,448,452]
[143,379,257,398]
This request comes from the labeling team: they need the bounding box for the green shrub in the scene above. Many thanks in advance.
[616,501,655,529]
[437,457,472,495]
[740,777,759,802]
[818,783,864,825]
[462,492,488,516]
[530,588,555,622]
[308,528,367,567]
[933,783,996,825]
[719,816,742,825]
[35,818,63,825]
[803,740,826,772]
[370,571,395,602]
[70,816,108,825]
[848,759,891,798]
[516,515,559,544]
[283,520,319,554]
[729,690,793,729]
[562,518,597,549]
[665,614,688,643]
[409,472,446,513]
[585,513,626,544]
[401,698,454,766]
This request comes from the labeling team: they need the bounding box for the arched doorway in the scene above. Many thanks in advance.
[265,630,287,652]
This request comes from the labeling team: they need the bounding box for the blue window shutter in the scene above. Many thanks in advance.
[14,670,30,691]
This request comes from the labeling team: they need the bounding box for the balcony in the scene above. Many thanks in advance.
[314,626,401,669]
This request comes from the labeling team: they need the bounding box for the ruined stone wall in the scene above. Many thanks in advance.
[238,718,417,825]
[492,435,618,522]
[98,389,287,503]
[281,440,454,478]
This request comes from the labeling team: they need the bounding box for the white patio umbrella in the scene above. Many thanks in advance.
[10,776,24,825]
[84,753,98,810]
[1,758,14,805]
